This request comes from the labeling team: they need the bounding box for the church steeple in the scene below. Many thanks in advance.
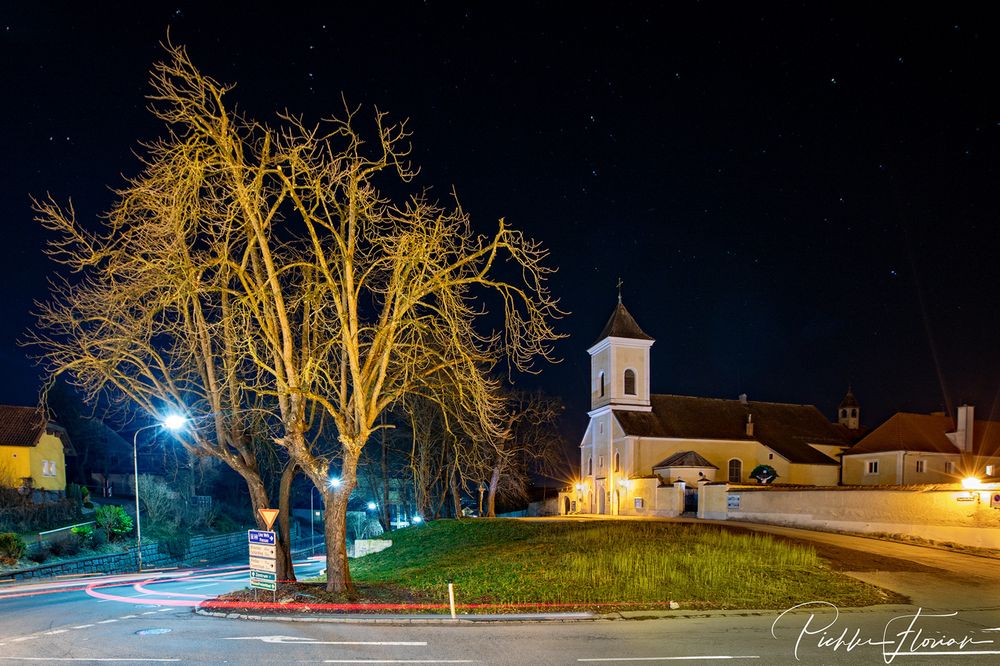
[838,387,860,430]
[588,300,654,411]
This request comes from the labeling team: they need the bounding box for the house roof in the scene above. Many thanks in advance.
[844,412,1000,457]
[614,394,847,466]
[0,405,48,447]
[652,450,718,469]
[593,301,654,345]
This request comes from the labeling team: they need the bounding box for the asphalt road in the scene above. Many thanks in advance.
[0,527,997,665]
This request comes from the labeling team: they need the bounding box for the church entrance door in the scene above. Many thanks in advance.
[683,487,698,514]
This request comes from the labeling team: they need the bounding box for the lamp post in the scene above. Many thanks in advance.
[132,414,187,571]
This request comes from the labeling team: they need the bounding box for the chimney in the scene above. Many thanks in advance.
[745,413,754,437]
[739,393,748,404]
[956,404,975,453]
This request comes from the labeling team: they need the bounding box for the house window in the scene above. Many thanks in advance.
[986,464,995,476]
[50,461,57,477]
[614,452,620,472]
[945,461,955,474]
[599,371,605,397]
[624,369,636,395]
[588,457,592,475]
[866,460,879,475]
[915,460,925,473]
[41,460,50,477]
[728,459,742,483]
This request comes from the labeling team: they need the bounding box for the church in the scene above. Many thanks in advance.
[573,300,860,516]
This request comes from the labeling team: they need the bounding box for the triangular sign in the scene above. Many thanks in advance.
[258,508,280,531]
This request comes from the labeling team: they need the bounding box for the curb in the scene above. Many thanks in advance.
[193,603,917,625]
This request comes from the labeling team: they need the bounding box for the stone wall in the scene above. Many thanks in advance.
[2,531,250,581]
[712,484,1000,549]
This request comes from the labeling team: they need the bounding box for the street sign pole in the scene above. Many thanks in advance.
[249,509,280,602]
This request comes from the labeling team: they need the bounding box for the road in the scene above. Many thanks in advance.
[0,528,997,665]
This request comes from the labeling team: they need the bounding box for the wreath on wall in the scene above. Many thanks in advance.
[749,464,779,485]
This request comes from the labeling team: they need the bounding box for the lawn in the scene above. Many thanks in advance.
[337,519,892,610]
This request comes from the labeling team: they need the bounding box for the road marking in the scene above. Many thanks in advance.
[97,619,118,624]
[10,636,38,642]
[71,625,94,629]
[42,630,68,635]
[224,635,426,646]
[322,662,477,664]
[156,608,171,612]
[0,659,181,662]
[118,615,139,619]
[142,611,157,615]
[578,658,761,662]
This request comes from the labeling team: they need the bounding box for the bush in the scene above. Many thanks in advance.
[94,505,133,543]
[0,532,26,564]
[48,533,83,557]
[90,528,108,547]
[27,549,49,564]
[71,524,94,547]
[162,532,190,559]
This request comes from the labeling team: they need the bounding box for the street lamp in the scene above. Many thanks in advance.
[367,501,377,511]
[132,414,187,571]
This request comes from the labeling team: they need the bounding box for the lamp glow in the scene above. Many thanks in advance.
[412,515,423,524]
[962,476,982,489]
[329,477,341,488]
[162,414,187,431]
[367,501,377,510]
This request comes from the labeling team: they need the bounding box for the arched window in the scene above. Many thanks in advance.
[599,371,605,397]
[588,457,593,475]
[624,369,636,395]
[614,451,620,472]
[840,409,847,418]
[728,459,742,483]
[850,408,857,418]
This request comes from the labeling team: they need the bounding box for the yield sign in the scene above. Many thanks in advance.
[258,508,280,531]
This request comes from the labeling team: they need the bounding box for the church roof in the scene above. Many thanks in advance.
[839,388,859,409]
[844,412,1000,456]
[593,301,654,346]
[652,450,718,469]
[613,395,846,466]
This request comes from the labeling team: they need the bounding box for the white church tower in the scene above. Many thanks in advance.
[579,298,654,515]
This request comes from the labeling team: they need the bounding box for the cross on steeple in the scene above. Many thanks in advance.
[616,277,623,303]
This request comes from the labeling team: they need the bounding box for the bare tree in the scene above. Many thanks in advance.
[30,43,562,594]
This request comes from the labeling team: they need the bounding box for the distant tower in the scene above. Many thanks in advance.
[838,387,860,429]
[588,300,654,411]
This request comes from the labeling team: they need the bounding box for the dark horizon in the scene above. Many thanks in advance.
[4,3,1000,439]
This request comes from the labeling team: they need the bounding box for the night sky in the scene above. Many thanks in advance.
[4,3,1000,438]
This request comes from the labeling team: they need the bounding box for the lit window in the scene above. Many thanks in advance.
[41,460,49,476]
[945,461,955,474]
[915,460,925,473]
[728,459,742,483]
[866,460,879,475]
[986,464,995,476]
[50,461,57,477]
[624,369,636,396]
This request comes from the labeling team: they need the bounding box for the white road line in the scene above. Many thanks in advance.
[118,615,138,619]
[578,658,761,662]
[96,619,118,624]
[71,624,94,629]
[156,608,171,612]
[0,659,181,662]
[10,636,38,642]
[323,662,478,665]
[141,611,157,615]
[42,630,68,635]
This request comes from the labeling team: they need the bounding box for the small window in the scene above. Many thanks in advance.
[624,369,636,395]
[986,464,995,476]
[599,371,605,398]
[614,452,620,472]
[851,408,857,418]
[768,453,773,460]
[598,422,604,434]
[41,460,50,476]
[945,461,955,474]
[50,461,57,477]
[599,455,604,469]
[840,409,847,418]
[588,457,592,475]
[634,497,644,509]
[866,460,879,475]
[728,459,742,483]
[915,460,925,473]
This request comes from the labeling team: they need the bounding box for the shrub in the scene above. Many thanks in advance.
[94,505,133,543]
[27,549,49,564]
[71,524,94,547]
[0,532,26,564]
[162,532,190,559]
[49,533,83,557]
[90,528,108,547]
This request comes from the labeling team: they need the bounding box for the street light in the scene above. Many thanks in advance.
[132,414,187,571]
[367,501,377,511]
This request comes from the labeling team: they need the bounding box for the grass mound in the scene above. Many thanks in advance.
[345,519,890,610]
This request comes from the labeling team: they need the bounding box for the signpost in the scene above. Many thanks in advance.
[249,508,280,597]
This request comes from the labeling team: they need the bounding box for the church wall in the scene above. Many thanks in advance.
[634,437,764,483]
[611,346,649,405]
[590,347,611,409]
[786,463,840,486]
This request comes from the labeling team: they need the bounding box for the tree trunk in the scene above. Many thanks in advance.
[277,461,298,583]
[242,472,294,582]
[449,463,462,518]
[380,428,391,532]
[324,450,358,595]
[486,465,500,517]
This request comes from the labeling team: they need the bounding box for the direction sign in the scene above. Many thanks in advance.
[249,556,277,573]
[249,543,276,559]
[248,529,275,545]
[250,579,277,591]
[249,570,276,582]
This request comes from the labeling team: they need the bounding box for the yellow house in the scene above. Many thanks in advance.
[0,405,72,496]
[576,301,857,515]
